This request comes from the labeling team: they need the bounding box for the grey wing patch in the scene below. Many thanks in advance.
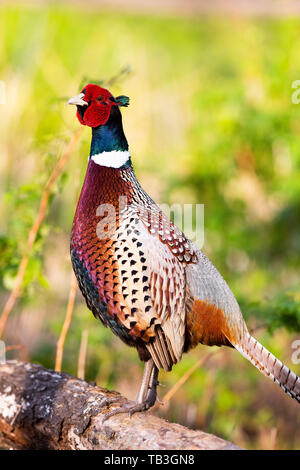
[186,245,247,341]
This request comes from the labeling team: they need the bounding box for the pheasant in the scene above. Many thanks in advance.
[67,84,300,418]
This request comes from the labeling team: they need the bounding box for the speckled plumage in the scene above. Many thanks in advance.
[71,161,194,369]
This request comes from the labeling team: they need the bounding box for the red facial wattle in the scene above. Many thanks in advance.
[76,84,117,128]
[77,102,112,127]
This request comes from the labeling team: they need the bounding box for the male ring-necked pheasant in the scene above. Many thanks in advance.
[68,84,300,418]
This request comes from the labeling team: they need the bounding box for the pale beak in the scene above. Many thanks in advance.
[67,93,88,106]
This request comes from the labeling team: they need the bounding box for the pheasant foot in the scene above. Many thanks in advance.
[102,358,159,422]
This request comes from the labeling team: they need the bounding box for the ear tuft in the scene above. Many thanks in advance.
[115,95,130,107]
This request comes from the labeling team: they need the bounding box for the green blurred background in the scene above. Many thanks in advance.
[0,1,300,449]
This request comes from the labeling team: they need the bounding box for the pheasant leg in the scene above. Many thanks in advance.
[102,359,159,422]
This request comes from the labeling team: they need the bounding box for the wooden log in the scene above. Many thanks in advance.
[0,360,240,450]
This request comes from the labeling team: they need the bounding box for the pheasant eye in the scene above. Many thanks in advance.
[97,96,104,102]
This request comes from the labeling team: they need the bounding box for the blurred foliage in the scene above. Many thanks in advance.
[0,3,299,449]
[0,168,68,296]
[244,290,300,334]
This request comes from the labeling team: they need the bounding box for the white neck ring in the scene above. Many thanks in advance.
[90,150,131,168]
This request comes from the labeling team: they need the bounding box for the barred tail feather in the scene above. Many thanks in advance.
[233,332,300,404]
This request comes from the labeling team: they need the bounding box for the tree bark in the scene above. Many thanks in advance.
[0,360,240,450]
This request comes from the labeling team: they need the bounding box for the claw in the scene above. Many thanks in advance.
[102,402,134,423]
[156,395,164,405]
[102,399,151,423]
